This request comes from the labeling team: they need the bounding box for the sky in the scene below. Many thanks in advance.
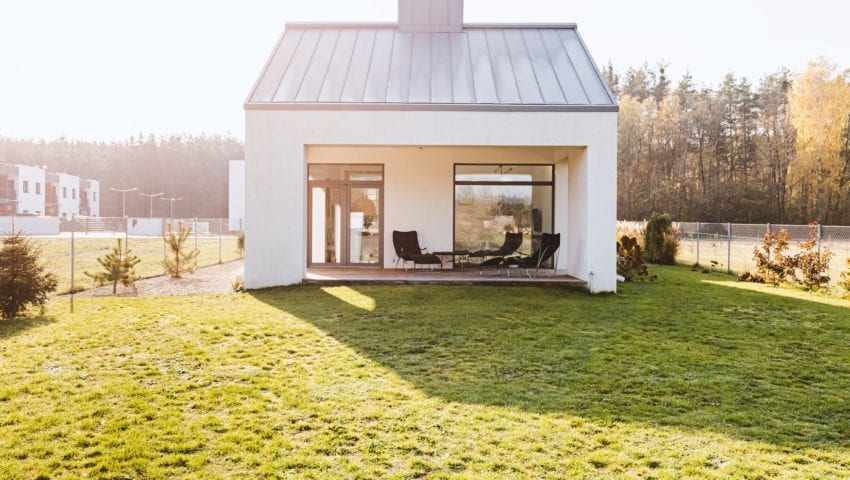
[1,0,848,141]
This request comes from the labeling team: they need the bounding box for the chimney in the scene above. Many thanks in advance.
[398,0,464,33]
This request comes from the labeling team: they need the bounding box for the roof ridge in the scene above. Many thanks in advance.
[284,22,578,30]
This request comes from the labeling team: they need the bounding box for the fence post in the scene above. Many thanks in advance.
[193,217,198,252]
[70,231,75,314]
[766,223,772,262]
[10,216,14,233]
[696,221,701,266]
[817,223,823,259]
[727,222,732,274]
[218,217,222,264]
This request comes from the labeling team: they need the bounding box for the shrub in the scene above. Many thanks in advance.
[85,239,141,294]
[236,231,245,259]
[616,222,645,247]
[0,233,58,320]
[839,257,850,298]
[616,235,653,282]
[787,224,832,291]
[744,229,794,287]
[163,223,200,279]
[645,214,677,265]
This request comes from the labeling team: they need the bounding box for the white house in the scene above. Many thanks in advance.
[47,173,81,218]
[244,0,618,293]
[80,178,100,217]
[0,163,46,215]
[228,160,245,231]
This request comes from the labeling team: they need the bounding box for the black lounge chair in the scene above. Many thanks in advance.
[503,233,561,278]
[470,232,524,259]
[392,231,442,271]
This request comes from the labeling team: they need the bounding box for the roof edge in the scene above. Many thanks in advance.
[283,21,578,30]
[244,102,618,113]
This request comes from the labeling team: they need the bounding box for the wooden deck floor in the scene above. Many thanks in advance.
[305,267,587,287]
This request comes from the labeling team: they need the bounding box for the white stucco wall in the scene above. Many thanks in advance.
[15,165,46,215]
[86,179,100,217]
[228,160,246,231]
[0,216,60,235]
[245,109,617,293]
[56,174,80,218]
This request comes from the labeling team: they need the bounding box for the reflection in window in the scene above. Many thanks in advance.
[454,165,553,255]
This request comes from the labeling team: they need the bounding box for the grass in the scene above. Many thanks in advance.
[33,236,242,293]
[0,266,849,478]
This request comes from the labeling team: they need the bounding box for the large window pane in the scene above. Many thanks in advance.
[454,184,552,254]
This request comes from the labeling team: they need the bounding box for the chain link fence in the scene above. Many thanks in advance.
[621,220,850,284]
[0,217,244,294]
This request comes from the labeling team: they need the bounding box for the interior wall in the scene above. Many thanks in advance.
[307,145,575,269]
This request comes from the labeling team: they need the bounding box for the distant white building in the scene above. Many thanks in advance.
[0,163,46,215]
[47,173,81,218]
[80,179,100,217]
[229,160,245,231]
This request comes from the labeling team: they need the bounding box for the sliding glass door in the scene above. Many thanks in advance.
[308,165,383,267]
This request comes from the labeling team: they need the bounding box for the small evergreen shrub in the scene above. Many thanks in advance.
[236,231,245,259]
[645,214,677,265]
[163,223,200,279]
[85,239,141,294]
[0,233,58,320]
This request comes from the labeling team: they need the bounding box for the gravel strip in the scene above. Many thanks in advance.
[71,261,244,297]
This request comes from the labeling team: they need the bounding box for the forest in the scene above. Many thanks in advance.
[608,58,850,224]
[0,134,243,218]
[1,58,849,224]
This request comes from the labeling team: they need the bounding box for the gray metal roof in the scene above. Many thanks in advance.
[245,23,617,112]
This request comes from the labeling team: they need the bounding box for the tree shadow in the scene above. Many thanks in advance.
[250,275,850,449]
[0,315,57,340]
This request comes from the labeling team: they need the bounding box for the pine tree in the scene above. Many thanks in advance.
[163,223,200,278]
[85,239,141,294]
[0,234,58,320]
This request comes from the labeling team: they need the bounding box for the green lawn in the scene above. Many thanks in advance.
[1,267,849,478]
[34,236,242,294]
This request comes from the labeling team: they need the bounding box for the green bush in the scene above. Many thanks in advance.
[85,239,141,294]
[616,235,653,282]
[645,214,677,265]
[0,234,58,320]
[839,257,850,298]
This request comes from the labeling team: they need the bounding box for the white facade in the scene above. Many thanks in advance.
[245,110,618,293]
[81,179,100,217]
[12,165,46,215]
[55,173,81,218]
[228,160,245,231]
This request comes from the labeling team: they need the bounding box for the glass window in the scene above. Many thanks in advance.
[22,181,28,193]
[455,164,553,183]
[308,164,383,182]
[454,164,554,257]
[35,183,41,194]
[63,187,67,198]
[72,188,76,199]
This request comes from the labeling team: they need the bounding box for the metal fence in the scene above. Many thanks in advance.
[620,220,850,283]
[0,217,245,295]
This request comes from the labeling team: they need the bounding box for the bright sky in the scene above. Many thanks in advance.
[1,0,847,141]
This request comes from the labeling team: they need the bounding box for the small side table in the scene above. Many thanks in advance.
[433,250,471,270]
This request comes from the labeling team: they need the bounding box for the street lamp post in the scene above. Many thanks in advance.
[161,197,183,228]
[108,187,138,217]
[138,192,164,218]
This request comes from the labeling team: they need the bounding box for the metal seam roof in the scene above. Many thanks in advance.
[246,23,618,111]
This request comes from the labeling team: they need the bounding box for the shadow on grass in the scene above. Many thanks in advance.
[250,268,850,449]
[0,315,56,340]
